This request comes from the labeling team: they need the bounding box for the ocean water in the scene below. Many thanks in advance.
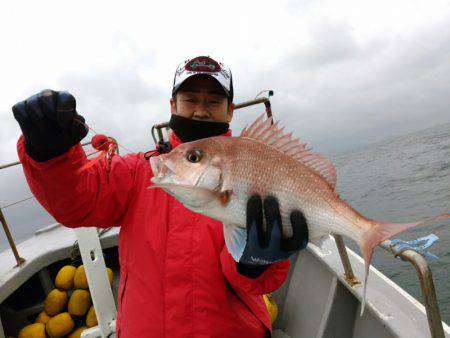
[331,122,450,324]
[1,122,449,324]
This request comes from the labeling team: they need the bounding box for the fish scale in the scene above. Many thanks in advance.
[150,114,450,315]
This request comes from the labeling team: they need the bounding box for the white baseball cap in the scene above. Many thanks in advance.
[172,56,233,101]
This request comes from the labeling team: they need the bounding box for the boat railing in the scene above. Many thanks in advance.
[0,141,93,267]
[379,239,445,338]
[333,234,445,338]
[0,91,446,338]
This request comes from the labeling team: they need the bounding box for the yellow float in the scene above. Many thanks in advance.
[263,294,278,324]
[106,267,113,285]
[55,265,76,290]
[68,289,92,316]
[67,326,88,338]
[18,323,45,338]
[44,289,68,316]
[46,312,75,338]
[86,305,98,327]
[73,265,89,290]
[35,310,51,324]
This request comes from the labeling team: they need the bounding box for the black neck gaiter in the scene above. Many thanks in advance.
[169,114,230,142]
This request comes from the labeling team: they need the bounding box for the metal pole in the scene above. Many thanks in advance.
[264,100,273,120]
[0,161,20,170]
[234,97,268,110]
[156,127,164,142]
[153,122,169,130]
[0,208,25,267]
[380,240,445,338]
[0,141,92,170]
[333,235,360,286]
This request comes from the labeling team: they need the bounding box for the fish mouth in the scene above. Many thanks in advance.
[150,156,174,181]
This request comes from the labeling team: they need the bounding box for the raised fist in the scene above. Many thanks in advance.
[12,90,88,162]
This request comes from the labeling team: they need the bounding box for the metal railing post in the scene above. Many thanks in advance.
[333,234,360,286]
[333,236,445,337]
[0,208,25,267]
[380,240,445,338]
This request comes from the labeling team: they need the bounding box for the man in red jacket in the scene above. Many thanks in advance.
[13,56,308,337]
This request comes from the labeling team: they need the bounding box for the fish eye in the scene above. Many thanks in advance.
[186,148,203,163]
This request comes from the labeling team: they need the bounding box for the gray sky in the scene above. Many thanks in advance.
[1,0,450,247]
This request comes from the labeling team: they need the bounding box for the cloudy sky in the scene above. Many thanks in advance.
[1,0,450,248]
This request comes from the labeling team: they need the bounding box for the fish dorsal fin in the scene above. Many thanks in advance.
[241,114,337,190]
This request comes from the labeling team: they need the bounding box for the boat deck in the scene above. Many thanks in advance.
[0,224,449,338]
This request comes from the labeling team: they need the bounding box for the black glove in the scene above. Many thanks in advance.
[12,89,88,162]
[237,194,309,278]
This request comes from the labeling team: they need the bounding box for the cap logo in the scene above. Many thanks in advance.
[173,56,233,100]
[185,56,221,73]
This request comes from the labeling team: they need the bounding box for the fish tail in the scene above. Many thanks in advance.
[359,213,450,316]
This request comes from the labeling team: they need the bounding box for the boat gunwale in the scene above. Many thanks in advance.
[0,224,119,304]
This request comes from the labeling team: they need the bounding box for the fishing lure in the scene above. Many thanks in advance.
[78,134,118,181]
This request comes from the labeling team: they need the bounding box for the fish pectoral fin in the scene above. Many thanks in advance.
[223,223,247,262]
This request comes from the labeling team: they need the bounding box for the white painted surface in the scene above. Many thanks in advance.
[1,224,449,337]
[75,227,117,338]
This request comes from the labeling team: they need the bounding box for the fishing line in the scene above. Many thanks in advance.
[118,144,135,154]
[75,119,136,154]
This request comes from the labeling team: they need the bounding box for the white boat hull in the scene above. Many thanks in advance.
[0,225,449,338]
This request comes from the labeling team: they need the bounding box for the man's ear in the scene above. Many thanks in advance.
[227,102,235,122]
[170,97,176,114]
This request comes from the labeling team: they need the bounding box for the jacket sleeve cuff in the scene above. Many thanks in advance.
[18,135,87,170]
[220,246,291,295]
[236,262,270,278]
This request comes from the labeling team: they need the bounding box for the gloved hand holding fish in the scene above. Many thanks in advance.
[149,113,450,314]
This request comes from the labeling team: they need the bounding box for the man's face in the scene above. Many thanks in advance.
[170,75,234,123]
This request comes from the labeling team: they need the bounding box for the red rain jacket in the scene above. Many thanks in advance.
[17,132,290,337]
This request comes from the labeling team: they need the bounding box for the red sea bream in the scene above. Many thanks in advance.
[150,114,450,314]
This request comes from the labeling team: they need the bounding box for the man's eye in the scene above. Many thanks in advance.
[184,99,195,103]
[209,101,220,104]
